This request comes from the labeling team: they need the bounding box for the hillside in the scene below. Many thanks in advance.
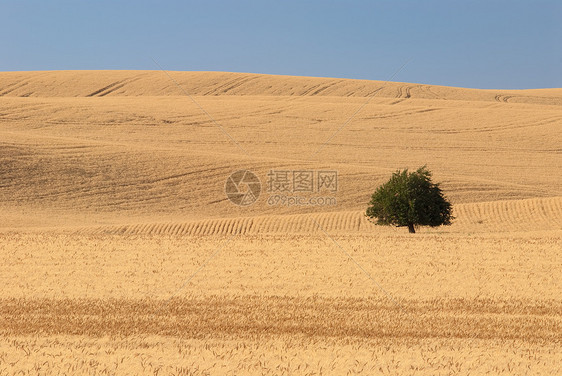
[1,70,561,230]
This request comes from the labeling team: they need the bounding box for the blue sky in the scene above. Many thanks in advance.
[2,0,561,89]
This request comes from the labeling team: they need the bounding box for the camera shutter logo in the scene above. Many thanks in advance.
[225,170,261,206]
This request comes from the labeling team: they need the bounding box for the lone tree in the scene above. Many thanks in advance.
[366,166,453,233]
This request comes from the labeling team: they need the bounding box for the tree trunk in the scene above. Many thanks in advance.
[408,223,416,233]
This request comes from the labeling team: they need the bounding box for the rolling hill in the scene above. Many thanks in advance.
[1,70,561,232]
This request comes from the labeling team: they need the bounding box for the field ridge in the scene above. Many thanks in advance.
[74,196,562,236]
[2,70,562,105]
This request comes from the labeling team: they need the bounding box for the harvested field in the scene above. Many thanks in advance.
[1,70,561,374]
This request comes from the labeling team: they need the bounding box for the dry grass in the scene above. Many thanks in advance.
[1,71,561,374]
[1,233,560,300]
[2,296,560,340]
[0,233,560,374]
[1,336,560,375]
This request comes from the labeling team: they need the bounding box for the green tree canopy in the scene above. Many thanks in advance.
[366,166,453,233]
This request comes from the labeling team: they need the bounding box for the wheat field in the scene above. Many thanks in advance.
[0,71,561,375]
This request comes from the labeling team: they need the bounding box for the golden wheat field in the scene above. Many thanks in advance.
[1,70,561,375]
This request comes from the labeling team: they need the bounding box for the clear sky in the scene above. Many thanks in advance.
[2,0,561,89]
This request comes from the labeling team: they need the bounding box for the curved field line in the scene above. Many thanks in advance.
[80,197,562,235]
